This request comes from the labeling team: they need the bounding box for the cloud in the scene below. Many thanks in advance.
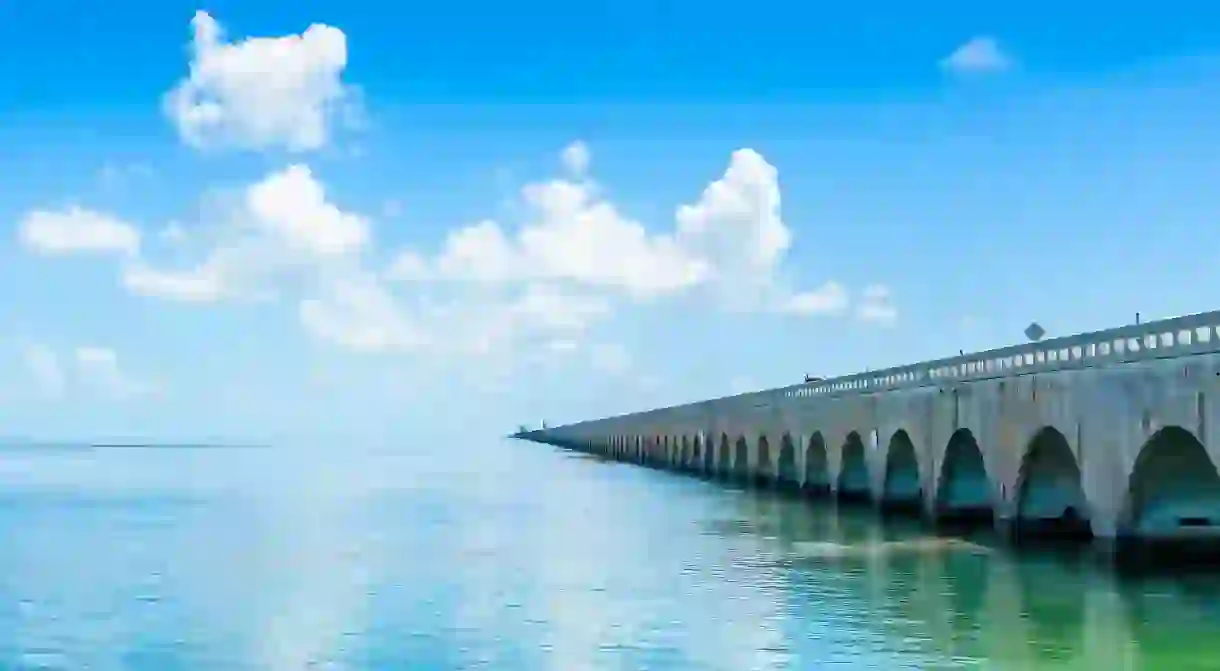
[123,260,229,303]
[560,140,590,176]
[18,206,141,257]
[164,11,355,152]
[121,164,369,304]
[388,158,709,297]
[16,343,156,401]
[388,143,844,318]
[674,148,792,306]
[855,284,897,325]
[299,271,425,353]
[940,36,1012,75]
[19,141,888,365]
[779,281,849,316]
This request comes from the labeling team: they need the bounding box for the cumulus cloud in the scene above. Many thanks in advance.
[18,206,141,257]
[389,168,709,297]
[164,11,356,152]
[388,143,841,318]
[940,36,1012,75]
[674,148,791,305]
[121,164,368,304]
[18,141,890,365]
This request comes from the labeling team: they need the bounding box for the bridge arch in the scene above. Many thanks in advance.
[805,433,830,493]
[837,432,870,501]
[691,435,702,471]
[882,429,922,510]
[1120,426,1220,539]
[1014,427,1090,538]
[680,435,691,468]
[776,434,799,489]
[733,436,750,482]
[756,435,773,486]
[717,433,731,476]
[936,428,994,523]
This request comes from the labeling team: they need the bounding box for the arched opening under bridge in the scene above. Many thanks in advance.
[1118,426,1220,565]
[882,430,922,513]
[776,434,799,491]
[804,433,830,495]
[754,436,773,487]
[935,429,994,525]
[837,432,871,502]
[1014,427,1091,540]
[733,437,751,483]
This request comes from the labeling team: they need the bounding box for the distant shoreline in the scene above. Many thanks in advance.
[0,442,271,451]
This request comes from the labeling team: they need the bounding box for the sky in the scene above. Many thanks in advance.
[2,2,1220,443]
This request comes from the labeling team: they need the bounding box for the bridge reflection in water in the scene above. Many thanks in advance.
[710,487,1220,670]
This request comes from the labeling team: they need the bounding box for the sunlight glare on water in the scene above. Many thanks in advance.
[0,439,1216,670]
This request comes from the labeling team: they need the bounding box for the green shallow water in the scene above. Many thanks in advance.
[0,439,1215,669]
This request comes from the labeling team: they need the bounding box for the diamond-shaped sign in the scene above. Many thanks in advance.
[1024,322,1046,342]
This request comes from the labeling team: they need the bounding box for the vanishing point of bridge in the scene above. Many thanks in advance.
[518,311,1220,554]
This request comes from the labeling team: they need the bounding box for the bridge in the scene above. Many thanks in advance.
[517,311,1220,555]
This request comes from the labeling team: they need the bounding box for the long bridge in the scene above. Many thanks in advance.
[517,311,1220,555]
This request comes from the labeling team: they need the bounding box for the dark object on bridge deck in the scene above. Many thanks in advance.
[804,375,824,383]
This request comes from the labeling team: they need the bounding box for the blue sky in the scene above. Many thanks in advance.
[2,2,1220,442]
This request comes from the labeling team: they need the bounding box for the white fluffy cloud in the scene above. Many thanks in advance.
[18,140,890,365]
[674,148,790,299]
[18,206,140,257]
[165,11,355,152]
[940,36,1012,75]
[388,142,837,317]
[122,164,368,304]
[388,156,709,298]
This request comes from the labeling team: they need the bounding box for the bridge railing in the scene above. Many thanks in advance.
[534,310,1220,437]
[784,309,1220,401]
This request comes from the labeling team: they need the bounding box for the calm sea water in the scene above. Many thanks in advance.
[0,439,1217,670]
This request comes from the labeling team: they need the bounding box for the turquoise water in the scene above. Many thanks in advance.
[0,440,1217,670]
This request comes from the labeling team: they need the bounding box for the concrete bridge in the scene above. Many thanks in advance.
[518,311,1220,553]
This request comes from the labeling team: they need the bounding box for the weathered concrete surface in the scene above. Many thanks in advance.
[522,313,1220,546]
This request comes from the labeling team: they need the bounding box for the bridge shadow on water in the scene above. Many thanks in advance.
[699,484,1220,669]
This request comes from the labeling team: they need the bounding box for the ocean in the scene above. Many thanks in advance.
[0,439,1215,670]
